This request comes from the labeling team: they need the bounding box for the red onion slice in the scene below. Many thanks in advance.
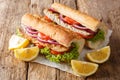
[22,24,60,45]
[48,8,59,13]
[59,14,64,22]
[47,40,59,45]
[27,27,37,31]
[37,32,59,44]
[26,27,38,34]
[73,24,87,30]
[24,27,38,38]
[25,28,59,45]
[59,14,95,34]
[73,24,95,34]
[25,31,37,38]
[37,36,59,45]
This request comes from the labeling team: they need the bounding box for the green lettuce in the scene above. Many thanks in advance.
[87,29,105,42]
[40,43,79,63]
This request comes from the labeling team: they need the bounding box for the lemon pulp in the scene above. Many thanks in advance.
[14,46,39,61]
[71,60,98,76]
[87,46,110,63]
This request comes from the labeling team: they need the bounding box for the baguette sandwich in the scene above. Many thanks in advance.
[18,13,85,63]
[43,3,108,49]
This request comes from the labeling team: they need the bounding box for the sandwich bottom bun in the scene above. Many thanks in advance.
[86,23,108,49]
[86,40,103,49]
[74,38,85,53]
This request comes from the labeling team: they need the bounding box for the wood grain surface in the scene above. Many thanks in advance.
[0,0,120,80]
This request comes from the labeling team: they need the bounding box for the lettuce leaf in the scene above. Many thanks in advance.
[40,43,79,63]
[87,29,105,42]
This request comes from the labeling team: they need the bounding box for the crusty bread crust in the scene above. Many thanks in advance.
[21,13,80,47]
[51,3,100,31]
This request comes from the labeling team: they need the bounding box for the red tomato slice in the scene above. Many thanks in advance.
[44,16,52,22]
[63,16,80,25]
[35,43,44,49]
[50,50,64,55]
[38,32,51,40]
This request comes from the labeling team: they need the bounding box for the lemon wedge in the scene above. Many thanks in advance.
[87,46,110,64]
[14,46,39,61]
[71,60,98,76]
[9,35,29,50]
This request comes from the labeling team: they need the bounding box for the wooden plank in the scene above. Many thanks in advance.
[30,0,53,15]
[0,0,30,80]
[76,0,120,80]
[28,63,56,80]
[58,70,84,80]
[27,0,57,80]
[77,0,120,24]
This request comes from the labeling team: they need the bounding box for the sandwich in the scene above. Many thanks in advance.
[43,3,108,49]
[18,13,85,63]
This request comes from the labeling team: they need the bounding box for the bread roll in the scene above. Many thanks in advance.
[21,13,84,47]
[51,3,100,31]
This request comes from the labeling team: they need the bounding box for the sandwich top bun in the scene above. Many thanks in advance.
[51,3,100,31]
[21,13,82,47]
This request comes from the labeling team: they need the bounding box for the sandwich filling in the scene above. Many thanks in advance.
[17,25,80,63]
[44,9,105,42]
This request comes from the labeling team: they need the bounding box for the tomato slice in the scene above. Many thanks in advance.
[38,32,51,40]
[44,16,52,22]
[35,43,44,49]
[84,35,94,39]
[50,50,64,55]
[63,16,80,25]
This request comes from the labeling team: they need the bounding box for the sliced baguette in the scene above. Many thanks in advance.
[51,3,100,31]
[44,9,90,36]
[21,13,84,48]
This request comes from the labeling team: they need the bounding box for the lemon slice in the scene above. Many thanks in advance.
[9,35,29,50]
[14,46,39,61]
[87,46,110,64]
[71,60,98,76]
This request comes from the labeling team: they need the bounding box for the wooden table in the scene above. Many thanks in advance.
[0,0,120,80]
